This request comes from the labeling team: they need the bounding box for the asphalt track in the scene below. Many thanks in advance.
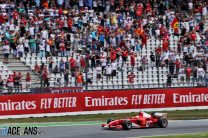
[1,120,208,138]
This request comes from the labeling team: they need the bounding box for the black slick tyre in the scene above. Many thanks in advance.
[122,120,132,130]
[107,119,113,124]
[158,117,168,128]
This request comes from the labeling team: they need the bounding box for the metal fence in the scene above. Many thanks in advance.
[0,81,207,95]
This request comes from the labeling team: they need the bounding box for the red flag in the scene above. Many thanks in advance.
[171,17,179,33]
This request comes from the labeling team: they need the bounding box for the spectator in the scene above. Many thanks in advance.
[105,64,112,81]
[53,65,60,75]
[130,52,136,70]
[69,56,76,72]
[101,55,107,75]
[80,56,86,72]
[141,56,148,71]
[2,41,10,64]
[186,65,192,83]
[76,72,83,86]
[96,64,102,81]
[128,72,136,87]
[42,71,49,87]
[111,61,117,80]
[14,72,21,93]
[175,59,181,76]
[29,36,36,53]
[150,51,155,67]
[192,66,198,84]
[91,53,96,69]
[197,65,205,83]
[17,42,24,62]
[60,41,66,57]
[6,75,14,94]
[65,60,70,71]
[86,71,93,85]
[122,49,128,66]
[23,38,29,56]
[39,41,46,57]
[166,74,173,88]
[59,58,65,76]
[155,52,161,68]
[25,72,31,89]
[178,66,186,83]
[48,38,55,55]
[169,60,175,75]
[64,69,69,87]
[48,58,54,73]
[34,63,41,74]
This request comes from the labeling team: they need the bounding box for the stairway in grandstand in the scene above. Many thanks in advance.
[0,46,40,89]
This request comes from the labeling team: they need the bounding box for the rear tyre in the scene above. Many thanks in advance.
[122,120,132,130]
[107,119,113,124]
[158,117,168,128]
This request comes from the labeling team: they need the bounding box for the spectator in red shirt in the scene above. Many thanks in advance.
[69,56,76,72]
[128,72,136,88]
[7,75,14,94]
[145,2,152,15]
[190,30,197,44]
[13,71,16,79]
[130,52,136,70]
[136,3,143,17]
[155,46,162,55]
[80,56,86,72]
[97,25,103,35]
[20,17,27,26]
[34,63,41,74]
[12,10,19,25]
[26,72,31,89]
[162,40,169,52]
[141,33,148,48]
[122,49,128,66]
[116,47,122,61]
[67,17,73,32]
[0,13,4,24]
[42,71,49,87]
[175,59,181,75]
[186,65,192,83]
[110,49,117,62]
[58,8,63,16]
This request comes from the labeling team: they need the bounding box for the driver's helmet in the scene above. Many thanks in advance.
[138,111,143,117]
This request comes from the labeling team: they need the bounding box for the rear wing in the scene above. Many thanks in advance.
[153,112,168,119]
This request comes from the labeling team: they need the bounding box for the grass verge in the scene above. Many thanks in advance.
[1,109,208,123]
[142,132,208,138]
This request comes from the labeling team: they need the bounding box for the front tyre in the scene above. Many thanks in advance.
[107,118,114,124]
[122,120,132,130]
[158,117,168,128]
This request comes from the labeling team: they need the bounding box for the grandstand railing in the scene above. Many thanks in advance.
[0,82,207,94]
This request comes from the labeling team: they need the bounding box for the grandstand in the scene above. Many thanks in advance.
[0,0,207,93]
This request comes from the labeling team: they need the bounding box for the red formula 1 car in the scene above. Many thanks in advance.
[101,111,168,130]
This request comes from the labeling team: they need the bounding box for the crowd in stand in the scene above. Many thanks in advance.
[0,0,207,92]
[0,71,31,94]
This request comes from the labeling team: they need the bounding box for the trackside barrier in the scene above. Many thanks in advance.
[0,88,208,119]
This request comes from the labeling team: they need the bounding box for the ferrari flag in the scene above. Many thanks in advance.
[171,17,179,33]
